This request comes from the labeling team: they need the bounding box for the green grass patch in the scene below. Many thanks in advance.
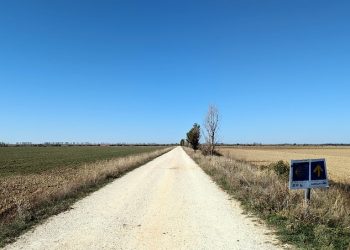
[0,146,165,176]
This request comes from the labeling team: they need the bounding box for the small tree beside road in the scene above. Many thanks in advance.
[186,123,201,151]
[204,105,220,155]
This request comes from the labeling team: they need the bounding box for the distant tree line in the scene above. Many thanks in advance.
[0,142,177,147]
[215,143,350,147]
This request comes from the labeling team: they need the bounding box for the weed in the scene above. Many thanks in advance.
[185,148,350,249]
[0,147,172,247]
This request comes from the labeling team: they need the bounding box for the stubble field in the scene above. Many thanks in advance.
[0,145,171,246]
[219,146,350,183]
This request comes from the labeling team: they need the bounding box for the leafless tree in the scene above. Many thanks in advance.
[204,105,220,155]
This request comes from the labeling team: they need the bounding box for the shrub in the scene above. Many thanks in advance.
[270,160,290,178]
[200,144,211,156]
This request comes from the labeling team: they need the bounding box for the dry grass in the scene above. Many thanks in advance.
[185,147,350,249]
[0,147,172,246]
[219,146,350,183]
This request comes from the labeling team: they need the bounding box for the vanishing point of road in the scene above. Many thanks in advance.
[5,147,284,250]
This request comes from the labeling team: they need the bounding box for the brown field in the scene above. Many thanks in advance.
[186,147,350,249]
[0,147,171,246]
[0,148,171,224]
[219,146,350,183]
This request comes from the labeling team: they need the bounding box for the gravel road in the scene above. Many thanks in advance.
[5,147,285,250]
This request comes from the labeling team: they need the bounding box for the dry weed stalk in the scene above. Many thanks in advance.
[185,148,350,249]
[0,148,171,226]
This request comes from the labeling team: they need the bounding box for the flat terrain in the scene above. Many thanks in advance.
[0,146,164,176]
[219,146,350,182]
[5,147,282,250]
[0,146,169,238]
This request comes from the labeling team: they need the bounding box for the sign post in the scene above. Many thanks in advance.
[289,159,329,207]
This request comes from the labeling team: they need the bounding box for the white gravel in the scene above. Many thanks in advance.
[4,147,287,250]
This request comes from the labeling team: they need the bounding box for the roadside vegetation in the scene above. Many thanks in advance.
[184,148,350,250]
[186,123,201,151]
[185,104,220,155]
[203,105,220,155]
[219,146,350,183]
[0,146,172,247]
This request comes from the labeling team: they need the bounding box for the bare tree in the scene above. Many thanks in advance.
[204,105,220,155]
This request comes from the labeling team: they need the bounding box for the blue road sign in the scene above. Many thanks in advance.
[291,162,309,182]
[289,159,328,189]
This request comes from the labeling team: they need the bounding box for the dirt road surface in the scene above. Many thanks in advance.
[5,147,284,250]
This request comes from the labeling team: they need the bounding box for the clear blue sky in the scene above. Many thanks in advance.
[1,1,349,144]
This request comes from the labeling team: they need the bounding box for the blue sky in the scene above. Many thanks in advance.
[1,0,349,144]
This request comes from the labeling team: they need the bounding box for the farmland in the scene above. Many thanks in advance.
[219,146,350,183]
[0,145,171,246]
[187,147,350,249]
[0,146,167,177]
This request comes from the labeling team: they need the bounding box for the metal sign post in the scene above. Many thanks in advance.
[289,159,329,207]
[305,188,311,210]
